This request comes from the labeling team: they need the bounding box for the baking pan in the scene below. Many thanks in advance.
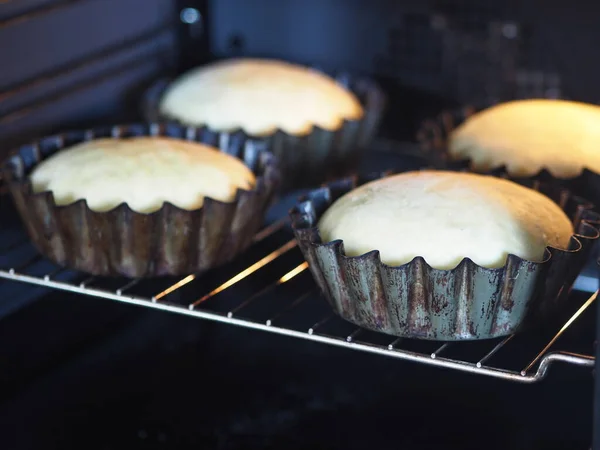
[416,105,600,206]
[290,172,600,341]
[142,67,386,191]
[2,123,279,278]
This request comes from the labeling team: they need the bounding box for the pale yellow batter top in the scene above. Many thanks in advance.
[318,171,573,269]
[159,58,364,136]
[30,137,256,213]
[449,99,600,178]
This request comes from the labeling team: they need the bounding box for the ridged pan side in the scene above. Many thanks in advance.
[3,124,280,278]
[290,174,600,341]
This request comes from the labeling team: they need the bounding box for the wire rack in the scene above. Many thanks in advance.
[0,211,596,384]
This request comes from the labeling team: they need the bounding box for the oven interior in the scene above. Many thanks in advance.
[0,1,599,449]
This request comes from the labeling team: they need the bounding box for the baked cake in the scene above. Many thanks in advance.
[30,137,256,213]
[159,58,364,136]
[449,99,600,178]
[318,171,573,269]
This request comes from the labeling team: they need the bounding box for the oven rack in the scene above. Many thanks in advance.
[0,217,596,384]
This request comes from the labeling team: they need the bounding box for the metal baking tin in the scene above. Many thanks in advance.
[142,67,386,191]
[2,123,280,278]
[290,172,600,341]
[416,105,600,206]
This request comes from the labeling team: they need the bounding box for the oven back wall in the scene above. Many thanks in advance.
[210,0,600,105]
[0,0,178,156]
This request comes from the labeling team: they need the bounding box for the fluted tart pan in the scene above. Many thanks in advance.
[143,68,386,191]
[2,123,280,278]
[290,172,600,341]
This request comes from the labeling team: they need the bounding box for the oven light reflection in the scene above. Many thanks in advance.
[189,239,298,309]
[278,261,308,283]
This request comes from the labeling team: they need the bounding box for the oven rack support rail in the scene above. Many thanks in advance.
[0,219,596,384]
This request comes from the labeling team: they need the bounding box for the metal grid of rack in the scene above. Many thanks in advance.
[0,213,596,384]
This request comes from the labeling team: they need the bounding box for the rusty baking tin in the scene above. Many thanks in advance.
[2,123,280,278]
[290,172,600,341]
[142,68,386,191]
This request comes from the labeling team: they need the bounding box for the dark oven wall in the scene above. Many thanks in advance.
[211,0,600,103]
[0,0,179,158]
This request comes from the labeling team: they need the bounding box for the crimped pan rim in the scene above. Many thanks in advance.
[291,179,598,271]
[4,123,278,213]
